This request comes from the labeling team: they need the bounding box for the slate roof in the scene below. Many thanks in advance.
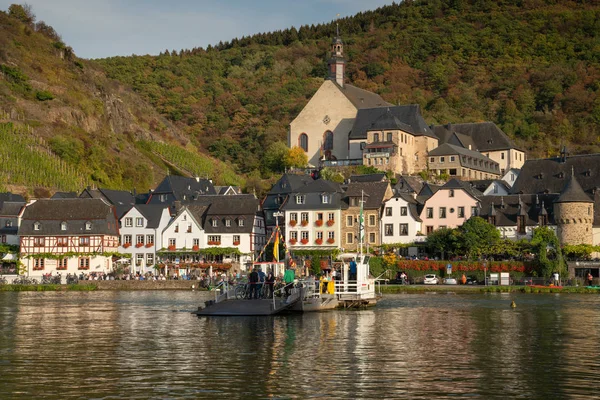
[349,173,387,183]
[0,201,25,217]
[428,143,501,174]
[478,194,558,227]
[441,179,483,200]
[131,204,171,229]
[511,155,600,197]
[336,83,392,110]
[152,176,217,198]
[349,105,436,140]
[556,173,592,203]
[393,176,424,195]
[51,192,78,199]
[294,179,342,194]
[80,188,135,206]
[342,182,390,210]
[266,173,314,196]
[282,180,343,211]
[433,122,520,152]
[0,193,25,202]
[416,183,442,203]
[19,199,118,236]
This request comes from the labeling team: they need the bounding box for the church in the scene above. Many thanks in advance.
[288,33,525,179]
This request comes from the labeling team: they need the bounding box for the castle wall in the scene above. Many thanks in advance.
[554,202,594,245]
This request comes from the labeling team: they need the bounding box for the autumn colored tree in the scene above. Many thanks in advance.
[284,147,308,169]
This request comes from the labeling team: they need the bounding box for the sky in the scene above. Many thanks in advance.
[0,0,396,59]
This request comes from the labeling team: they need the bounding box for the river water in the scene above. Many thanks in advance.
[1,291,599,399]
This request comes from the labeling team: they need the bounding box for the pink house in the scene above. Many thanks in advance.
[420,179,480,234]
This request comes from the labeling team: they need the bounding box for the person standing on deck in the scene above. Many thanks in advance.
[257,267,266,298]
[265,269,275,298]
[248,268,259,299]
[284,266,295,300]
[349,258,357,281]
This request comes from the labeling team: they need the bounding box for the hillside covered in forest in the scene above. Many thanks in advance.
[0,5,242,194]
[98,0,600,177]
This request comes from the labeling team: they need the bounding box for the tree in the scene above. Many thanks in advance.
[8,4,35,25]
[261,142,288,173]
[458,217,501,260]
[284,146,308,169]
[530,227,565,277]
[426,228,459,260]
[319,167,344,183]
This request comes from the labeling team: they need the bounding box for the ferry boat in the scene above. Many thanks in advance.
[194,196,384,316]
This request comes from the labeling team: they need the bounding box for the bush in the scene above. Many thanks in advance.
[35,90,54,101]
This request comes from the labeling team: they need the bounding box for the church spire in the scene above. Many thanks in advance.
[328,20,345,87]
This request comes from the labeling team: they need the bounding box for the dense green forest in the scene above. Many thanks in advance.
[97,0,600,178]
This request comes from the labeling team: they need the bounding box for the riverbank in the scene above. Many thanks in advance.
[2,282,599,293]
[0,280,205,291]
[380,284,600,294]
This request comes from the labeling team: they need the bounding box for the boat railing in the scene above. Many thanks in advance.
[272,282,294,310]
[214,280,232,303]
[373,270,390,297]
[297,278,320,299]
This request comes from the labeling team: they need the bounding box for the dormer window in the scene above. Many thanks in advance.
[322,194,330,204]
[60,222,68,231]
[212,219,218,227]
[34,222,41,231]
[238,219,245,227]
[296,195,305,205]
[225,219,231,227]
[85,221,92,231]
[5,220,12,228]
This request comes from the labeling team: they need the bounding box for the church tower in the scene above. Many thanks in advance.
[554,168,594,245]
[328,28,345,87]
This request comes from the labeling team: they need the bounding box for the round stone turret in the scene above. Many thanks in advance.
[553,170,593,245]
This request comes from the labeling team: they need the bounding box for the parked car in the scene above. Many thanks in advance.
[423,274,439,285]
[466,276,480,285]
[443,277,458,285]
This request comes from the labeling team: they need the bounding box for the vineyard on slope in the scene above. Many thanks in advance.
[0,123,89,191]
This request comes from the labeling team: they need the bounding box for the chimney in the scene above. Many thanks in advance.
[560,146,567,163]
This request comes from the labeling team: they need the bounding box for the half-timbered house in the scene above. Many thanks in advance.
[19,198,119,277]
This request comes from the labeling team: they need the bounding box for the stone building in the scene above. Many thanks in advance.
[428,143,502,181]
[511,153,600,246]
[341,181,393,250]
[351,106,438,174]
[288,34,390,167]
[553,171,594,245]
[433,122,525,175]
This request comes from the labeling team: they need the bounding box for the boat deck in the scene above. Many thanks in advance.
[193,298,293,316]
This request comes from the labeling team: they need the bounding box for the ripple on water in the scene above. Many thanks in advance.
[1,292,600,399]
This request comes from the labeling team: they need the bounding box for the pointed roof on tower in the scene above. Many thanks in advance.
[556,168,593,203]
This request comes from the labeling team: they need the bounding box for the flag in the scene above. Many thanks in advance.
[359,192,364,243]
[273,230,280,262]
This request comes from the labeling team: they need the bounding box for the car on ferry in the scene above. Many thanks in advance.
[423,274,439,285]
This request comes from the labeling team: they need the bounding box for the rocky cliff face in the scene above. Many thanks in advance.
[0,10,195,192]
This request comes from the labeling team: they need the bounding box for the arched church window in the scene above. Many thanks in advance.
[323,131,333,151]
[299,133,308,152]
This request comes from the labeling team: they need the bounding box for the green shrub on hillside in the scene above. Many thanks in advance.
[35,90,53,101]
